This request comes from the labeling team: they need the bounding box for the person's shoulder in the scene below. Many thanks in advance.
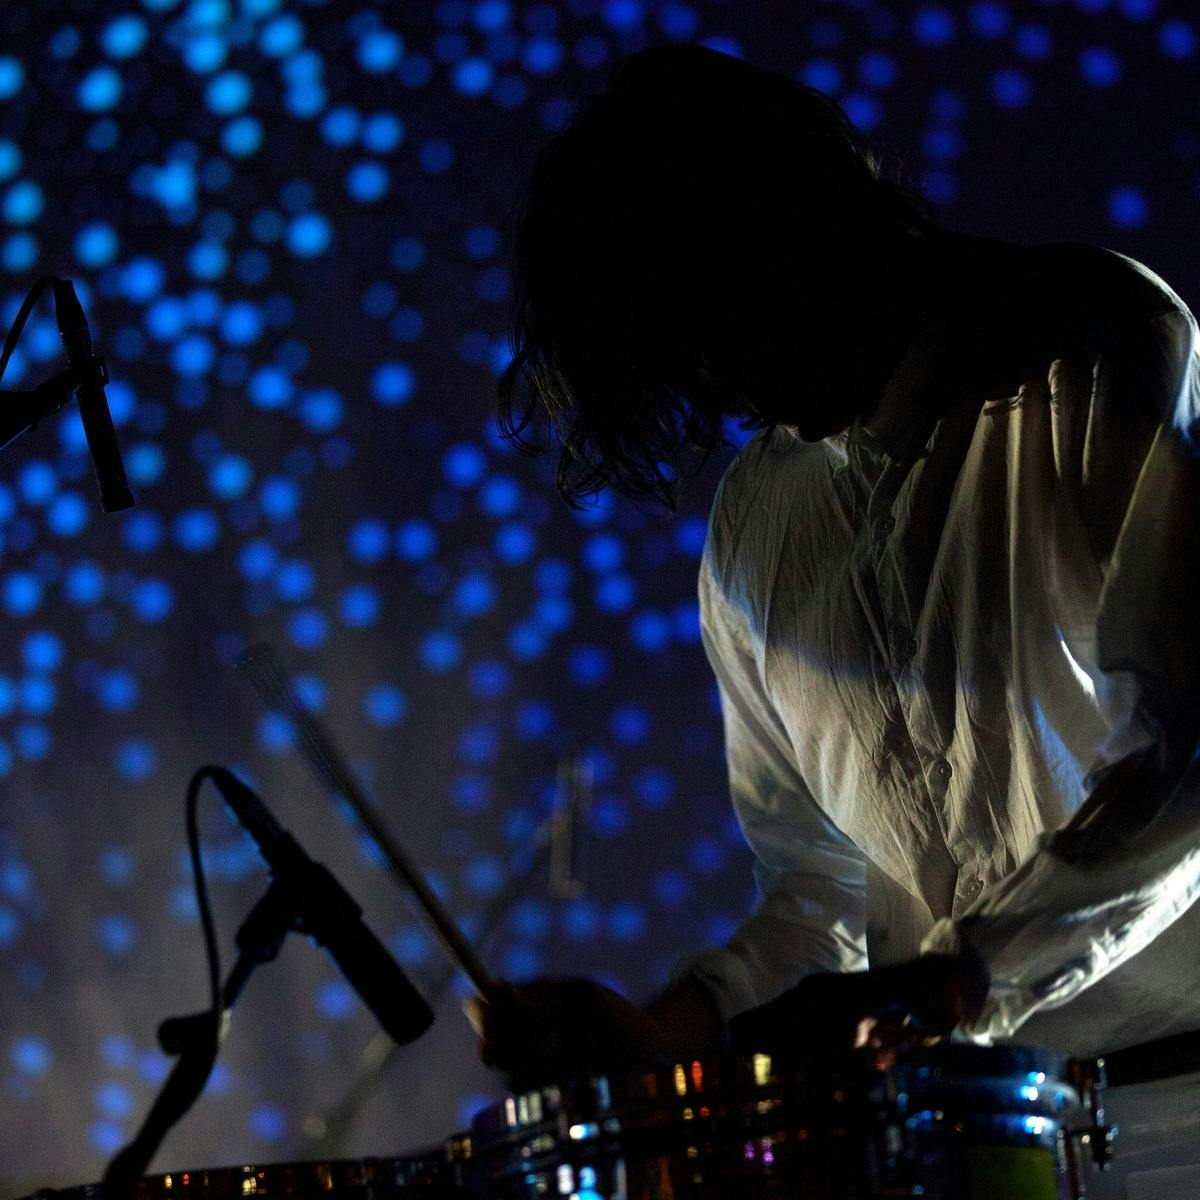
[703,425,820,594]
[1044,241,1196,345]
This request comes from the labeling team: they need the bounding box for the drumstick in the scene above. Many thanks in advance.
[235,641,494,996]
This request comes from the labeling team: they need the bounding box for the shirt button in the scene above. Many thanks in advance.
[933,758,953,782]
[878,515,895,538]
[963,878,983,899]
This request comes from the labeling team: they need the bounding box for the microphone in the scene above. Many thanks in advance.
[52,278,134,512]
[206,767,434,1046]
[548,752,592,899]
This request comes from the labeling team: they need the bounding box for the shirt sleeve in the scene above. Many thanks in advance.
[921,304,1200,1040]
[675,522,869,1023]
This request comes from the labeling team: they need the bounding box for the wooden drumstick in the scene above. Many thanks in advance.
[236,641,494,996]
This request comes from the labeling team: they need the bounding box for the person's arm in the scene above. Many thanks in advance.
[921,301,1200,1039]
[663,529,870,1023]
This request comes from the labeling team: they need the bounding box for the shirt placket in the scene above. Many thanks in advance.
[856,432,965,917]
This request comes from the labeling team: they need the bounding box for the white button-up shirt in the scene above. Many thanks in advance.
[687,245,1200,1055]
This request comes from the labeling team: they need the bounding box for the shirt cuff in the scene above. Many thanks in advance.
[667,944,763,1025]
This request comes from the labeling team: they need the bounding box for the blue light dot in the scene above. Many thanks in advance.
[495,522,535,563]
[454,57,494,94]
[0,58,25,100]
[562,898,599,941]
[514,700,553,740]
[347,518,389,563]
[358,29,404,72]
[259,476,300,519]
[479,475,519,517]
[634,767,675,810]
[1014,24,1053,59]
[991,67,1032,106]
[391,236,426,270]
[420,631,461,671]
[608,901,646,941]
[206,70,252,114]
[11,1036,51,1076]
[658,3,698,36]
[1109,185,1148,228]
[523,38,562,74]
[97,670,138,712]
[840,93,880,132]
[77,65,123,111]
[969,2,1010,37]
[443,443,487,486]
[0,141,22,182]
[340,583,382,626]
[418,139,455,173]
[249,1104,286,1142]
[97,914,136,954]
[115,739,156,779]
[452,773,491,811]
[131,578,173,622]
[94,1081,134,1118]
[260,14,304,57]
[364,683,406,725]
[286,212,332,257]
[98,846,134,883]
[1159,19,1196,58]
[610,704,650,745]
[316,979,355,1020]
[361,112,404,152]
[690,837,725,874]
[396,513,439,554]
[120,509,161,553]
[371,361,416,406]
[582,532,623,573]
[469,659,510,697]
[454,572,496,616]
[858,51,897,88]
[654,868,690,906]
[346,160,389,202]
[914,7,956,43]
[3,180,44,225]
[276,559,315,601]
[465,857,503,896]
[259,711,294,752]
[3,573,42,617]
[183,33,226,73]
[288,607,329,649]
[568,644,608,686]
[23,632,63,672]
[1079,46,1122,86]
[173,508,220,552]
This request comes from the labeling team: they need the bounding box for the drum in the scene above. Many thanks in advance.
[461,1040,1108,1199]
[20,1155,472,1200]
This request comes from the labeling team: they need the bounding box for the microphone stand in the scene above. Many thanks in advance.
[0,365,84,452]
[102,881,307,1198]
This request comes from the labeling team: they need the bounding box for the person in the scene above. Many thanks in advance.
[471,43,1200,1195]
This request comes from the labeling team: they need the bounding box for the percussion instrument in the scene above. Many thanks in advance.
[25,1040,1111,1200]
[455,1039,1106,1199]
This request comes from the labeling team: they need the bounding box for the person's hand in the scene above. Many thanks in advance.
[462,978,675,1091]
[728,950,989,1055]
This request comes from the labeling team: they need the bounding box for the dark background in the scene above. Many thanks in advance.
[1,0,1197,1192]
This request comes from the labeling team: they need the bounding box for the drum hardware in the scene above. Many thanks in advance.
[237,641,598,1160]
[236,642,493,994]
[26,1040,1116,1200]
[102,767,434,1199]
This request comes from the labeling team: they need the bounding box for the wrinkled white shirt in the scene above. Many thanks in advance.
[686,245,1200,1055]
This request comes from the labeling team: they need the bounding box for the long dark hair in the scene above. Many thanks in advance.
[496,43,937,507]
